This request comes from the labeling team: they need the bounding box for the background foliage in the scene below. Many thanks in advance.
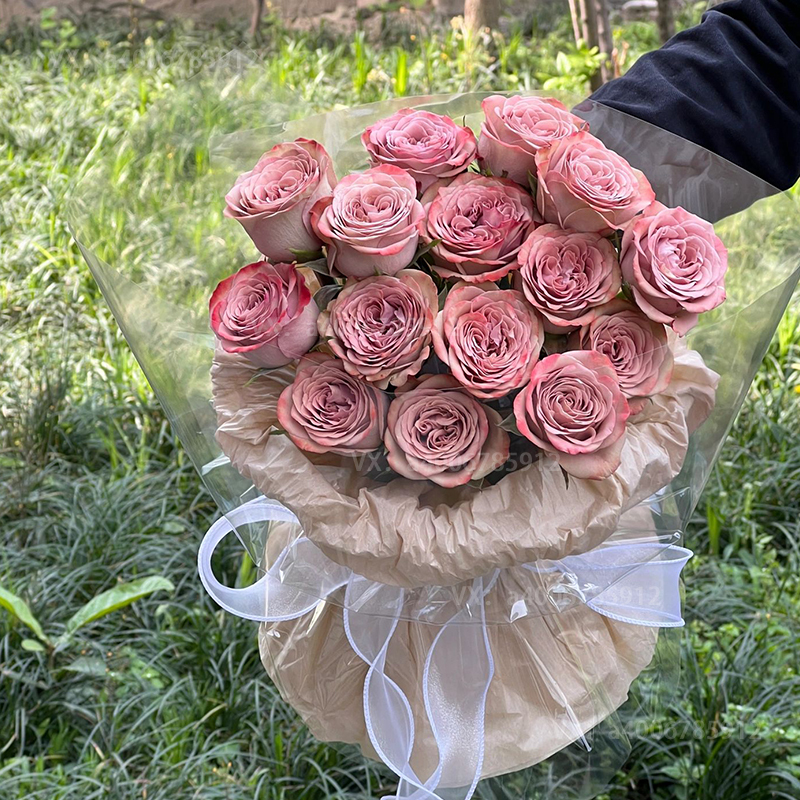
[1,6,800,799]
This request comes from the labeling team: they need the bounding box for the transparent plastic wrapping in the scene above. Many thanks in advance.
[71,57,800,800]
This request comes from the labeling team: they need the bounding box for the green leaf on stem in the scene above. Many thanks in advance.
[0,585,51,645]
[61,576,174,640]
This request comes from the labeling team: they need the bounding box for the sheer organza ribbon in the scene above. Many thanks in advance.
[197,497,691,800]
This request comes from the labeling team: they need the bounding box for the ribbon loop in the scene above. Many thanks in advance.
[553,541,692,627]
[197,499,349,622]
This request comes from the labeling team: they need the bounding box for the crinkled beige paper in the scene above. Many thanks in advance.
[212,344,717,588]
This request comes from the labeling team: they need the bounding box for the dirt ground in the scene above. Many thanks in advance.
[0,0,353,28]
[0,0,572,34]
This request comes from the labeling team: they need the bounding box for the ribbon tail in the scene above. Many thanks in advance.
[344,576,428,796]
[418,574,495,799]
[344,574,496,800]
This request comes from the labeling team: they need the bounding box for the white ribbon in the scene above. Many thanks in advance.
[526,540,691,627]
[197,497,692,800]
[197,499,350,622]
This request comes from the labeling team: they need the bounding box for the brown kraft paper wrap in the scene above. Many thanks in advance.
[255,506,661,781]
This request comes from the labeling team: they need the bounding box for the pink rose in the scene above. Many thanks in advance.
[432,282,544,399]
[421,172,537,283]
[224,139,336,262]
[209,260,319,368]
[535,131,655,234]
[572,299,673,413]
[317,270,438,389]
[478,95,588,186]
[310,165,425,279]
[620,203,728,336]
[384,374,510,488]
[516,224,621,331]
[514,350,630,480]
[361,108,478,194]
[277,354,389,455]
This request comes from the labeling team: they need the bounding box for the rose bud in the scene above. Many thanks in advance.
[224,139,336,262]
[276,354,389,455]
[477,95,587,186]
[384,374,510,488]
[318,270,438,389]
[620,203,728,336]
[513,350,630,480]
[209,260,319,368]
[432,282,544,399]
[516,224,621,331]
[571,299,673,414]
[535,131,655,235]
[421,172,537,283]
[310,165,425,279]
[361,108,478,194]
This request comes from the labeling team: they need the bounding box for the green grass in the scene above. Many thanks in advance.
[2,8,800,800]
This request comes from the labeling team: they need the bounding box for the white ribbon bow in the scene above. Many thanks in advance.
[198,497,691,800]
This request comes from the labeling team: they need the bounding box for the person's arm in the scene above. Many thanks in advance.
[589,0,800,190]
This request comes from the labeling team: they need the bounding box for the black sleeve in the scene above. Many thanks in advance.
[589,0,800,190]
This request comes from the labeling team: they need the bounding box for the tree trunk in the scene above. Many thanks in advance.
[576,0,612,91]
[250,0,264,40]
[595,0,614,82]
[464,0,501,32]
[656,0,676,43]
[567,0,581,45]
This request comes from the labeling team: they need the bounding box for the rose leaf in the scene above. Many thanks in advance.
[499,413,522,436]
[313,284,343,310]
[290,248,325,264]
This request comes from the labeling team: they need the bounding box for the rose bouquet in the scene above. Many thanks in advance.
[73,81,800,800]
[210,96,726,493]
